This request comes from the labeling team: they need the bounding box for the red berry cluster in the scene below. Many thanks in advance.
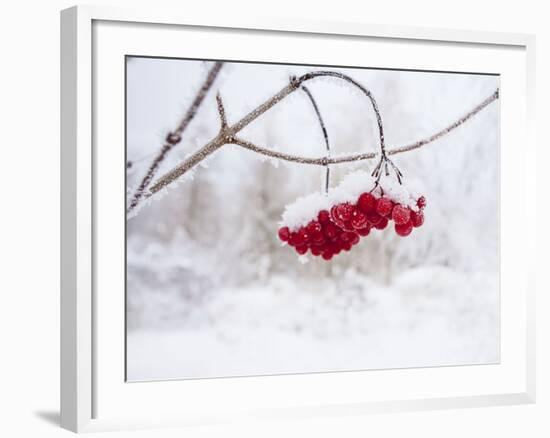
[278,209,360,260]
[278,194,426,260]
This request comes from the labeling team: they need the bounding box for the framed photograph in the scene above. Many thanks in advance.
[61,5,536,433]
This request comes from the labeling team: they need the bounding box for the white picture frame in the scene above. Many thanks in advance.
[60,4,536,433]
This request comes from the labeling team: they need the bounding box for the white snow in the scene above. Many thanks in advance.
[127,267,498,381]
[279,191,332,231]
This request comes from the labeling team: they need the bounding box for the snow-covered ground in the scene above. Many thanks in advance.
[126,58,500,381]
[127,267,498,380]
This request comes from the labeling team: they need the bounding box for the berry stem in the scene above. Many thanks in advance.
[300,85,331,195]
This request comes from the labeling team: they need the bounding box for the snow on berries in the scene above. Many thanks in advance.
[278,171,427,260]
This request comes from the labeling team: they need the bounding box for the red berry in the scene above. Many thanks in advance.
[289,231,303,246]
[341,220,356,232]
[322,251,333,260]
[331,204,356,231]
[315,242,329,253]
[287,232,297,246]
[340,232,356,243]
[374,217,389,230]
[357,192,377,213]
[351,211,368,230]
[311,246,322,256]
[318,210,331,224]
[336,203,355,221]
[311,231,326,246]
[295,245,308,255]
[298,227,310,244]
[376,197,394,217]
[342,241,352,251]
[330,205,340,223]
[395,221,413,237]
[350,233,360,245]
[366,211,382,225]
[323,222,339,241]
[278,226,290,242]
[410,210,424,228]
[417,196,427,210]
[306,220,322,234]
[392,205,411,225]
[357,226,371,237]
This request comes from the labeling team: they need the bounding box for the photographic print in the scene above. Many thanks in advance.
[125,57,500,381]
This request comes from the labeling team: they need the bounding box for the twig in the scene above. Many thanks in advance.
[149,71,386,194]
[230,88,498,166]
[387,88,499,155]
[230,136,353,165]
[297,72,386,154]
[147,71,499,198]
[127,61,223,213]
[300,85,331,194]
[216,92,228,129]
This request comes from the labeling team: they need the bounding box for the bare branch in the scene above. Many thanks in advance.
[225,89,499,168]
[230,137,376,165]
[387,88,500,156]
[148,71,382,194]
[148,80,300,194]
[216,92,228,129]
[146,70,499,199]
[127,61,224,214]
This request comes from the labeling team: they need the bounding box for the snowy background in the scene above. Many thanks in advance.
[125,58,500,381]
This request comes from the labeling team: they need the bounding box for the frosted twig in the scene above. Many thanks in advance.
[300,85,331,194]
[147,70,499,199]
[229,89,498,167]
[297,72,386,154]
[216,92,228,129]
[149,71,386,195]
[387,88,500,155]
[127,61,223,214]
[230,137,357,165]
